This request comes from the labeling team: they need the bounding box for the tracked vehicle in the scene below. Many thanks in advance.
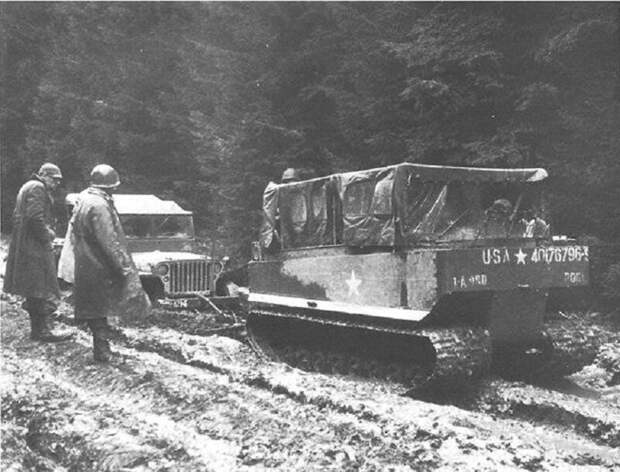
[247,164,591,386]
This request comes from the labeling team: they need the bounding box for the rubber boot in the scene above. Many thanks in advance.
[38,314,74,343]
[93,336,111,363]
[24,300,41,340]
[28,313,41,340]
[24,298,72,342]
[91,321,112,362]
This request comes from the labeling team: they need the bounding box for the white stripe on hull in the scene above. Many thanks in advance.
[248,292,429,322]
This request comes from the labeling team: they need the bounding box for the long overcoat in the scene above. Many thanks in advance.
[72,187,147,320]
[4,176,60,300]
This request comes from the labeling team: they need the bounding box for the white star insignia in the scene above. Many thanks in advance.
[515,248,527,265]
[345,270,362,297]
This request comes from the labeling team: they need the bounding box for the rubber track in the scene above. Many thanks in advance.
[247,306,491,389]
[422,327,491,384]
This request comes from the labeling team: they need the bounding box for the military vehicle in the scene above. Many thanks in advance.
[58,194,225,303]
[246,163,592,386]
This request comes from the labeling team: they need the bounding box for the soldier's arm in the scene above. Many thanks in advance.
[24,185,54,243]
[88,205,134,278]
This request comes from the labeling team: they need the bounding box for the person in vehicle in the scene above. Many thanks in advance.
[281,167,300,184]
[521,208,550,238]
[482,198,513,237]
[258,168,300,253]
[72,164,150,362]
[4,163,74,342]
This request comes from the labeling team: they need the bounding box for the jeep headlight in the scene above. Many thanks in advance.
[156,264,169,276]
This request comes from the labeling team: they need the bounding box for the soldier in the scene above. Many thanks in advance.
[72,164,149,362]
[281,167,300,184]
[4,163,73,342]
[482,198,514,237]
[521,208,550,239]
[260,168,300,251]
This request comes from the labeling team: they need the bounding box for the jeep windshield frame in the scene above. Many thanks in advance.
[64,193,197,241]
[120,214,195,240]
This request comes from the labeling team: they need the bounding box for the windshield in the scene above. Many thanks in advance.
[120,215,194,239]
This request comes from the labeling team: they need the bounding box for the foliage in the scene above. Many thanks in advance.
[602,263,620,304]
[1,2,618,260]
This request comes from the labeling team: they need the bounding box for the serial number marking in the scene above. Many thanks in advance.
[530,246,589,264]
[564,271,586,284]
[482,246,588,265]
[452,274,487,289]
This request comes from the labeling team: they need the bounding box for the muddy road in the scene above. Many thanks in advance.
[2,290,619,471]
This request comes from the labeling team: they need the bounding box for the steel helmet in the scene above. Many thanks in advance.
[281,167,299,183]
[90,164,120,188]
[37,162,63,179]
[489,198,512,217]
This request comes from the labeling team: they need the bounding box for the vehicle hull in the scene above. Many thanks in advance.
[248,242,589,335]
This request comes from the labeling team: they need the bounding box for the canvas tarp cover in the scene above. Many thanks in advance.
[398,163,548,183]
[336,167,396,247]
[279,177,334,248]
[394,164,548,242]
[260,163,549,249]
[394,169,447,243]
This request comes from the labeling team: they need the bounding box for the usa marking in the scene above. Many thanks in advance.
[482,248,512,265]
[482,245,588,266]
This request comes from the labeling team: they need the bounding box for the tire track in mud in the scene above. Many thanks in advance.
[59,301,620,447]
[4,308,569,471]
[2,349,239,471]
[1,311,241,470]
[116,320,620,449]
[471,380,620,448]
[5,301,618,470]
[130,304,620,448]
[114,320,620,465]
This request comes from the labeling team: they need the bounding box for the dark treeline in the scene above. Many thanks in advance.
[2,2,619,261]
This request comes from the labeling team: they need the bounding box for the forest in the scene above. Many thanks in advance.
[1,2,619,263]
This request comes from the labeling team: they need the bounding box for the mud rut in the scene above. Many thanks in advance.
[2,297,619,471]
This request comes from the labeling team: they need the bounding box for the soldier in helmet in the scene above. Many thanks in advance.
[482,198,514,237]
[4,163,74,342]
[72,164,149,362]
[281,167,300,184]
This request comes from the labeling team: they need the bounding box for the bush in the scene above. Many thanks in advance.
[601,262,620,304]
